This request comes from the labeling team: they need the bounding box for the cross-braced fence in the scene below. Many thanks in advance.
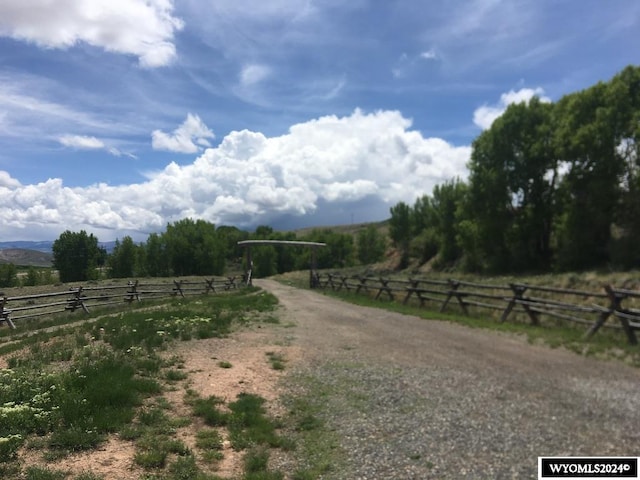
[0,276,241,330]
[317,273,640,345]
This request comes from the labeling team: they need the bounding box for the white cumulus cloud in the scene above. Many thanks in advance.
[0,0,183,67]
[0,110,471,240]
[59,135,105,150]
[151,114,215,154]
[473,87,551,130]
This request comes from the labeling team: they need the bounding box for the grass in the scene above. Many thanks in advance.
[266,351,286,370]
[0,285,289,479]
[280,383,346,479]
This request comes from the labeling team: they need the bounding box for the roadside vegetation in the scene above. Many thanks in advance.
[0,286,315,480]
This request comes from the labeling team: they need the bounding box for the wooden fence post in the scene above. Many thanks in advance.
[205,278,216,294]
[0,296,15,329]
[586,285,638,345]
[66,287,90,313]
[225,276,237,290]
[375,278,394,301]
[355,276,369,294]
[173,280,185,298]
[403,278,420,305]
[441,280,469,315]
[126,280,140,303]
[501,284,539,325]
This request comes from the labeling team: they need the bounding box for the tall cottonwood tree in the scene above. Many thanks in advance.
[163,218,226,276]
[108,236,139,278]
[389,202,412,268]
[466,97,557,271]
[53,230,104,282]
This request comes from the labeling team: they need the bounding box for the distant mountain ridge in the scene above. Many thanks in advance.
[0,248,53,267]
[0,241,117,254]
[0,241,54,253]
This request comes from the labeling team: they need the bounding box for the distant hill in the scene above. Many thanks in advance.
[0,241,117,254]
[292,220,389,237]
[0,241,54,253]
[0,248,53,267]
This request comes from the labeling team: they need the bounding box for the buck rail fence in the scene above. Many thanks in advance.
[0,276,241,330]
[317,273,640,346]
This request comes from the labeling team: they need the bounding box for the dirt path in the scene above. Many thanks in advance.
[257,279,640,479]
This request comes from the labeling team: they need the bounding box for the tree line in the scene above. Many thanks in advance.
[389,65,640,273]
[48,220,387,283]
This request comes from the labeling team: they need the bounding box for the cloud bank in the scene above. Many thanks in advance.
[0,0,183,67]
[0,110,470,240]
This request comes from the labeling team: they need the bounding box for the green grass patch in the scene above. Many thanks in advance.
[265,352,286,371]
[195,428,224,451]
[165,369,189,381]
[23,466,66,480]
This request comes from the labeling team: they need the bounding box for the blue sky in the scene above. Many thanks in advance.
[0,0,638,241]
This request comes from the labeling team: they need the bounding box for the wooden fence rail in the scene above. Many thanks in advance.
[319,273,640,345]
[0,276,239,330]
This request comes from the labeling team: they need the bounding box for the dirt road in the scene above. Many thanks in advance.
[257,279,640,479]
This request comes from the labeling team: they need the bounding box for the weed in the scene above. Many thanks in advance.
[195,429,223,451]
[135,448,168,469]
[218,361,233,369]
[165,369,188,381]
[139,407,170,427]
[296,414,322,432]
[24,466,66,480]
[191,395,229,427]
[73,473,105,480]
[227,393,288,450]
[266,352,286,371]
[244,447,269,472]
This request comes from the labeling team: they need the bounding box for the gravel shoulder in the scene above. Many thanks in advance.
[257,279,640,479]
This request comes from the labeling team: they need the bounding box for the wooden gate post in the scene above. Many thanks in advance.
[245,246,253,286]
[310,246,318,289]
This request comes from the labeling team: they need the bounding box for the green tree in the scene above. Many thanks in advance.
[553,80,626,270]
[431,180,468,265]
[217,225,249,266]
[23,266,40,286]
[163,219,225,276]
[389,202,412,268]
[52,230,102,282]
[252,245,278,278]
[299,229,354,269]
[356,225,387,265]
[608,66,640,268]
[0,263,18,288]
[143,233,169,277]
[466,97,556,272]
[108,236,139,278]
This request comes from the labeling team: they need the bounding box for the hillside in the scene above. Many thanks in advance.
[0,248,53,267]
[292,219,389,237]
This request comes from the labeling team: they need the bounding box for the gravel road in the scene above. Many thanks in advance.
[256,279,640,480]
